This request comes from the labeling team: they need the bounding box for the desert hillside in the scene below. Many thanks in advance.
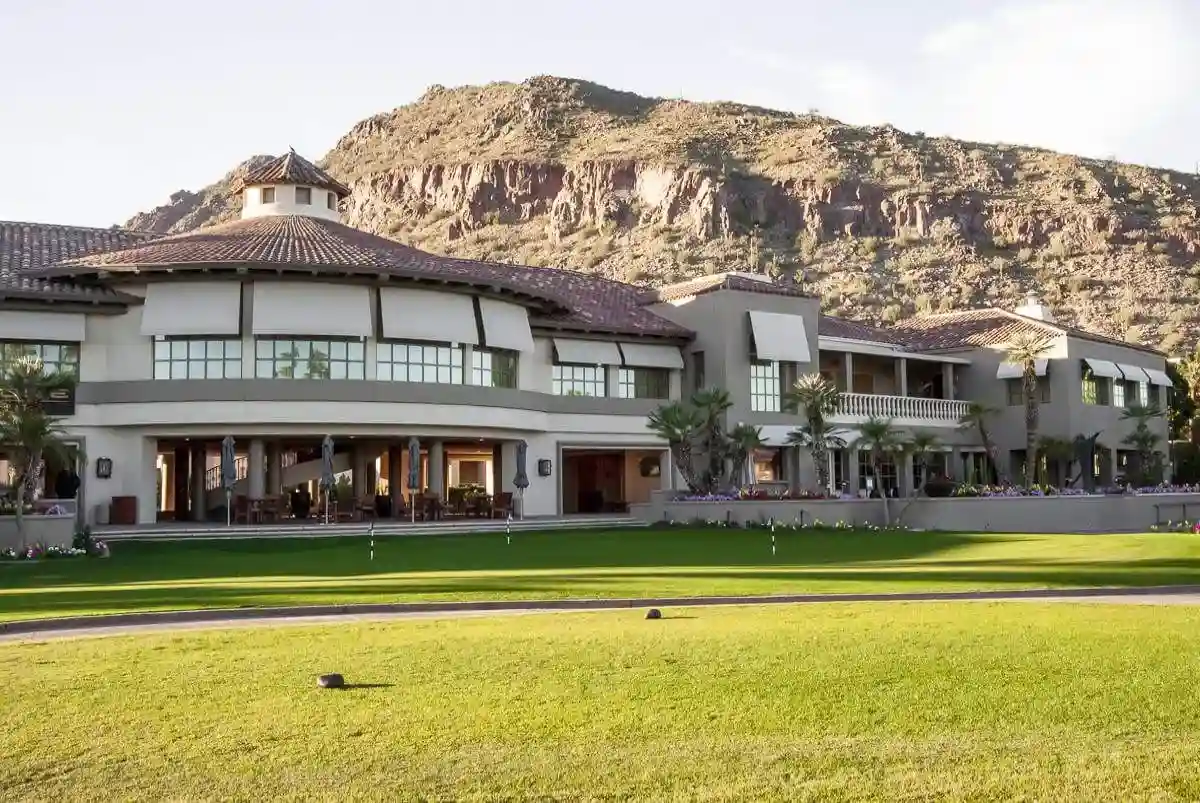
[127,76,1200,351]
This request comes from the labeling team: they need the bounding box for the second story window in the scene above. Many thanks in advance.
[295,187,312,205]
[377,342,463,384]
[691,351,705,392]
[255,337,364,380]
[1006,377,1051,406]
[153,337,241,380]
[750,360,781,412]
[1113,380,1127,409]
[1,341,80,377]
[1081,365,1109,406]
[1138,381,1151,407]
[327,192,337,210]
[553,364,606,396]
[617,367,669,400]
[471,348,518,389]
[261,187,276,204]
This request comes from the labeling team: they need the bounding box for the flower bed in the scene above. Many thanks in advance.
[0,528,108,562]
[679,484,1200,502]
[652,516,910,532]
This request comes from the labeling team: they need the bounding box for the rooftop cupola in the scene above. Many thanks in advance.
[1015,295,1056,323]
[234,149,350,222]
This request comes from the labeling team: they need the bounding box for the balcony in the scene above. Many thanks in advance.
[832,392,971,425]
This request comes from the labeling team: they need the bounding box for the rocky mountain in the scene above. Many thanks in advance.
[127,76,1200,352]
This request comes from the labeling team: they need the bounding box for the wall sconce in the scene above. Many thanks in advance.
[95,458,113,479]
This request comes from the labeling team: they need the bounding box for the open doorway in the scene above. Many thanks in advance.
[561,448,666,514]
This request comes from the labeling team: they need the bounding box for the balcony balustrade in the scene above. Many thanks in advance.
[833,392,971,424]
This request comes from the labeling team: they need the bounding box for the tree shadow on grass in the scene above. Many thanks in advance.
[6,558,1200,619]
[1,530,1020,588]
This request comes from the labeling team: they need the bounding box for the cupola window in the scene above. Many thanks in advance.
[327,192,336,210]
[261,187,276,204]
[295,187,312,205]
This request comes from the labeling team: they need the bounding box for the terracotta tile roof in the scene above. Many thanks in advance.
[42,215,690,337]
[891,308,1164,356]
[818,315,909,345]
[232,150,350,198]
[643,272,814,304]
[0,220,151,305]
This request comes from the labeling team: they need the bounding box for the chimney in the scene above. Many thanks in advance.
[1015,295,1055,322]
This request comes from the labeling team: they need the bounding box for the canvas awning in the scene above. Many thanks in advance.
[619,342,685,370]
[1117,364,1151,383]
[0,310,85,342]
[748,310,811,363]
[140,281,242,336]
[1083,358,1122,378]
[1144,367,1174,386]
[553,338,621,365]
[252,282,372,337]
[996,359,1048,379]
[380,288,478,344]
[479,298,534,352]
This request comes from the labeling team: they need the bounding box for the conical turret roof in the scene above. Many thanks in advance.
[233,149,350,198]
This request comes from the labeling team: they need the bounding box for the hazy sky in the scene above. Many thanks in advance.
[2,0,1197,227]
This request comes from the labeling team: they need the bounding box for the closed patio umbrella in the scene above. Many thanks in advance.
[407,437,420,522]
[220,435,236,526]
[514,440,530,520]
[319,435,335,524]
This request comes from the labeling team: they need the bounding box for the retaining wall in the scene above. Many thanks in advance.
[631,492,1200,533]
[0,514,76,551]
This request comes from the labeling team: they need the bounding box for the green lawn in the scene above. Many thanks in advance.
[5,603,1200,800]
[4,529,1200,622]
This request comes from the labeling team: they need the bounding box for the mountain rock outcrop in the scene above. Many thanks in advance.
[127,76,1200,351]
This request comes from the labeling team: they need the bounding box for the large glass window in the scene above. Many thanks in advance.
[377,342,463,384]
[0,341,80,376]
[617,367,669,400]
[153,338,241,380]
[553,364,606,396]
[858,450,899,496]
[471,348,518,388]
[1138,381,1150,407]
[255,338,364,379]
[750,360,781,412]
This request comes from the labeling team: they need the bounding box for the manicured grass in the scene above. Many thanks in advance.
[5,528,1200,621]
[5,603,1200,800]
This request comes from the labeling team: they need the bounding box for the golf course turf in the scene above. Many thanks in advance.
[5,603,1200,800]
[6,528,1200,622]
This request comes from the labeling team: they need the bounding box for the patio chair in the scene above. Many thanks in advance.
[491,492,513,519]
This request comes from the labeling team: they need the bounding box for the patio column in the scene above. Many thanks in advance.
[247,439,265,499]
[843,351,854,392]
[847,446,862,497]
[190,443,208,522]
[896,358,908,397]
[492,443,504,493]
[900,452,915,496]
[351,444,368,498]
[388,445,404,516]
[942,363,956,400]
[950,449,965,482]
[429,440,445,498]
[172,445,189,519]
[266,442,282,497]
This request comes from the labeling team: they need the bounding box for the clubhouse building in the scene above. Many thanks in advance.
[0,152,1174,526]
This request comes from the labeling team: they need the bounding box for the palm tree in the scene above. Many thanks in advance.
[691,387,733,492]
[1120,403,1166,486]
[784,373,842,493]
[1003,333,1052,487]
[726,423,765,488]
[1177,346,1200,444]
[958,401,1004,485]
[906,431,942,494]
[0,356,75,549]
[856,416,902,524]
[786,420,847,494]
[646,402,701,492]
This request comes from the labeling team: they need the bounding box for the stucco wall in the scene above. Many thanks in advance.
[634,492,1200,533]
[242,184,340,222]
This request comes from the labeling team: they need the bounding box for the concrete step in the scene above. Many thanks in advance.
[97,515,645,540]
